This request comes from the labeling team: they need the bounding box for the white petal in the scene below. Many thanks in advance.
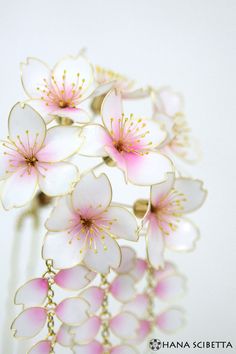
[38,161,78,196]
[72,316,101,344]
[11,307,47,339]
[92,81,116,97]
[55,297,90,325]
[156,307,185,333]
[54,265,96,291]
[8,103,46,152]
[125,151,173,186]
[52,55,94,100]
[73,341,103,354]
[174,178,207,213]
[140,119,167,147]
[56,325,73,347]
[21,57,51,99]
[110,275,136,302]
[37,126,82,162]
[45,195,74,231]
[80,286,104,313]
[72,172,111,212]
[165,217,199,252]
[151,172,175,207]
[101,89,123,131]
[79,124,107,157]
[111,345,138,354]
[28,340,52,354]
[15,278,48,307]
[122,294,149,319]
[83,235,121,274]
[25,99,53,124]
[156,88,184,117]
[1,167,38,210]
[104,206,139,241]
[110,312,139,339]
[146,216,165,269]
[42,231,85,269]
[115,246,137,274]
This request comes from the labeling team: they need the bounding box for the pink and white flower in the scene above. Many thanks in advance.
[21,55,95,123]
[43,172,139,272]
[0,103,81,209]
[143,173,207,268]
[151,87,200,163]
[93,65,148,99]
[80,90,173,186]
[73,341,138,354]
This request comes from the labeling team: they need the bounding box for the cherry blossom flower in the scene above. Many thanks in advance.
[0,103,81,210]
[93,65,148,99]
[151,87,200,163]
[43,172,139,272]
[143,173,207,268]
[21,55,95,123]
[80,90,173,186]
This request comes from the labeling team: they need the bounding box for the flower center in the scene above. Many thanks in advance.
[80,217,93,229]
[38,70,86,110]
[110,114,152,156]
[151,189,186,235]
[25,156,38,166]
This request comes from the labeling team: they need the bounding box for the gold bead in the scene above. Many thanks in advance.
[103,156,116,167]
[133,199,149,218]
[55,116,74,126]
[90,94,106,115]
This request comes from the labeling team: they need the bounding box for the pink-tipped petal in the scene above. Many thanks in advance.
[21,57,51,99]
[1,167,38,210]
[54,265,96,291]
[15,278,48,307]
[101,89,123,132]
[115,246,137,274]
[104,206,138,241]
[165,218,199,252]
[42,231,85,269]
[45,196,74,231]
[11,307,47,339]
[73,341,104,354]
[72,316,101,344]
[155,274,186,301]
[151,173,175,207]
[56,324,73,347]
[156,307,185,333]
[8,102,46,150]
[72,172,111,213]
[37,126,82,162]
[146,216,165,269]
[83,235,121,274]
[110,274,136,303]
[153,262,176,282]
[28,340,52,354]
[129,259,148,282]
[111,345,138,354]
[125,151,173,186]
[79,124,108,157]
[122,294,149,319]
[110,312,139,339]
[128,320,152,344]
[55,297,89,325]
[80,286,104,313]
[174,178,207,213]
[38,162,78,196]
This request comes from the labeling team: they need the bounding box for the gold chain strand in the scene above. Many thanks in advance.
[43,259,57,354]
[100,274,112,353]
[146,264,155,330]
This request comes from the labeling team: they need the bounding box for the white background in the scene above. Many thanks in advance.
[0,0,236,353]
